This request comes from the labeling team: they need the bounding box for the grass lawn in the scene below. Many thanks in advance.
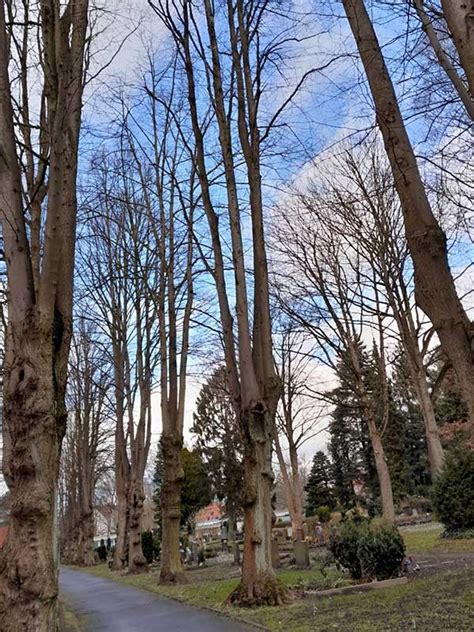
[59,597,84,631]
[402,526,474,554]
[74,563,474,631]
[244,568,474,631]
[75,563,346,608]
[71,528,474,631]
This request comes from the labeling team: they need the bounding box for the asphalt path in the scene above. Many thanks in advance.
[60,567,257,632]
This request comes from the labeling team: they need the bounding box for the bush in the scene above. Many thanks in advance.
[142,530,160,564]
[317,506,332,523]
[358,521,405,580]
[329,517,369,579]
[141,530,154,564]
[432,450,474,532]
[329,517,405,581]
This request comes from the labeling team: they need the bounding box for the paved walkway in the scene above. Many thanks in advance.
[60,567,256,632]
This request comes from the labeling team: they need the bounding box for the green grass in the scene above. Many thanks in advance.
[72,528,474,631]
[402,527,474,553]
[75,564,345,608]
[243,568,474,631]
[59,597,84,631]
[76,563,474,631]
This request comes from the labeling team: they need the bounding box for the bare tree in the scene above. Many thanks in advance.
[439,0,474,95]
[148,0,306,604]
[310,141,445,477]
[412,0,474,120]
[0,2,90,628]
[130,60,197,583]
[273,324,325,539]
[60,317,112,566]
[80,149,157,574]
[273,201,396,522]
[341,0,474,421]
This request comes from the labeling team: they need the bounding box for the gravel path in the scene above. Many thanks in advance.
[60,567,256,632]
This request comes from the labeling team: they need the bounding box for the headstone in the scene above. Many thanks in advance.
[271,538,280,569]
[293,540,310,568]
[192,542,199,565]
[233,541,241,565]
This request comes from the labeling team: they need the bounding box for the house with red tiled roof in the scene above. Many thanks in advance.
[194,502,224,540]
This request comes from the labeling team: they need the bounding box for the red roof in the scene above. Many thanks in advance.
[194,502,222,524]
[0,525,9,548]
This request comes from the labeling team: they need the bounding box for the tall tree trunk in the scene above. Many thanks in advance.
[342,0,474,420]
[229,409,287,606]
[112,485,129,571]
[80,509,95,567]
[288,443,304,540]
[0,325,66,630]
[413,0,474,119]
[0,2,89,626]
[440,0,474,95]
[159,434,184,584]
[127,479,147,574]
[227,507,239,564]
[365,414,395,523]
[414,371,444,477]
[273,428,298,536]
[391,307,444,477]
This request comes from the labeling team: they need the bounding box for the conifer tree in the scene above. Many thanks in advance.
[305,452,335,515]
[191,367,243,535]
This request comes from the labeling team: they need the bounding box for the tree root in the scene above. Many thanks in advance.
[226,573,292,607]
[159,569,186,585]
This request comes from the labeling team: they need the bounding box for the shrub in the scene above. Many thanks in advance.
[329,517,369,579]
[317,506,332,523]
[432,449,474,532]
[329,517,405,580]
[141,530,155,564]
[358,521,405,580]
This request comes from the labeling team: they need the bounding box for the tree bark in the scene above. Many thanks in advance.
[112,483,129,571]
[440,0,474,95]
[273,431,298,536]
[229,409,287,606]
[0,328,64,631]
[415,370,445,476]
[414,0,474,119]
[288,442,304,539]
[365,412,395,523]
[159,434,184,584]
[342,0,474,420]
[127,478,147,574]
[0,1,89,626]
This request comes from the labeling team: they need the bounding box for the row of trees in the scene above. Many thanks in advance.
[0,0,472,629]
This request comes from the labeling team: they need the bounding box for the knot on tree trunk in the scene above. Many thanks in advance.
[242,483,257,507]
[248,402,269,444]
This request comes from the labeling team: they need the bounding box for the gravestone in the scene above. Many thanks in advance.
[271,538,281,569]
[293,540,310,568]
[233,541,241,565]
[191,542,199,565]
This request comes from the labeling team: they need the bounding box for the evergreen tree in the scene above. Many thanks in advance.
[153,442,211,532]
[305,451,335,515]
[180,448,212,527]
[328,344,379,508]
[329,404,359,508]
[390,352,431,495]
[191,367,243,528]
